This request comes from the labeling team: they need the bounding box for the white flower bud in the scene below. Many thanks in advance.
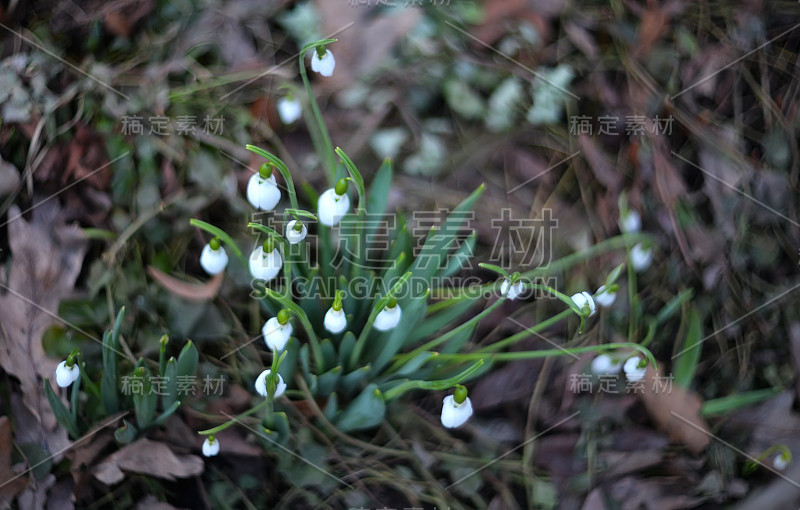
[590,354,622,376]
[202,437,220,457]
[255,369,286,398]
[310,49,335,76]
[623,356,647,382]
[774,453,791,471]
[249,244,282,281]
[199,243,229,275]
[317,188,350,226]
[594,284,617,307]
[55,360,80,388]
[277,96,302,124]
[630,243,653,272]
[324,307,347,334]
[285,220,307,244]
[374,304,401,332]
[262,316,292,352]
[246,172,281,211]
[619,209,641,233]
[500,279,524,300]
[571,291,596,317]
[441,395,473,428]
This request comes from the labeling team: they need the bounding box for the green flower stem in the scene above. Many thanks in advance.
[476,308,573,353]
[388,297,506,373]
[626,234,639,342]
[190,219,244,260]
[198,397,272,436]
[298,39,338,182]
[382,360,484,401]
[245,145,299,210]
[263,288,324,371]
[436,342,657,368]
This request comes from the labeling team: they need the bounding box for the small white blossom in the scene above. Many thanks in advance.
[571,291,596,317]
[277,96,302,124]
[55,360,80,388]
[774,453,791,471]
[324,307,347,334]
[594,284,617,307]
[199,242,229,275]
[500,279,524,300]
[249,243,282,281]
[246,172,281,211]
[591,354,622,375]
[317,188,350,226]
[255,369,287,398]
[262,316,292,352]
[310,49,335,76]
[623,356,647,382]
[630,243,653,272]
[441,395,473,428]
[374,304,402,332]
[285,220,308,244]
[619,209,641,233]
[202,437,220,457]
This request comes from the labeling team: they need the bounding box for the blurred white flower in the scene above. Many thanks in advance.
[774,453,791,471]
[277,96,302,124]
[255,369,287,398]
[249,240,282,281]
[571,291,596,317]
[310,49,335,76]
[199,239,229,275]
[594,284,617,307]
[590,354,622,375]
[285,220,308,244]
[630,243,653,272]
[246,167,281,211]
[55,360,80,388]
[202,437,220,457]
[623,356,647,382]
[619,209,641,233]
[500,279,524,300]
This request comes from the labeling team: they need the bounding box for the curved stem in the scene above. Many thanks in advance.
[298,40,337,183]
[198,397,272,435]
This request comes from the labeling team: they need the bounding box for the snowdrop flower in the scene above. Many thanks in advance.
[318,179,350,226]
[249,238,282,281]
[246,164,281,211]
[310,47,335,76]
[199,237,229,275]
[374,298,402,332]
[55,358,80,388]
[571,291,596,317]
[623,356,647,382]
[594,284,617,307]
[285,220,307,244]
[500,278,524,300]
[263,309,292,352]
[619,209,641,233]
[590,353,622,375]
[630,243,653,272]
[255,369,286,399]
[774,453,791,471]
[202,436,220,457]
[441,385,473,429]
[277,95,302,124]
[324,291,347,334]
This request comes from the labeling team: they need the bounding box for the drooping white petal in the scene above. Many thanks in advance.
[246,173,281,211]
[373,305,401,332]
[619,210,641,233]
[285,220,308,244]
[249,246,282,281]
[311,50,335,77]
[440,395,473,428]
[324,307,347,334]
[55,360,80,388]
[571,291,596,317]
[630,243,653,272]
[254,369,286,398]
[590,354,622,375]
[317,188,350,226]
[504,281,524,300]
[594,284,617,307]
[200,243,229,275]
[262,316,292,352]
[202,437,220,457]
[623,356,646,382]
[277,97,302,124]
[774,454,790,471]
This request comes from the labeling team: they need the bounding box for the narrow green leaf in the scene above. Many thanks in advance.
[114,419,138,444]
[152,401,181,427]
[163,357,178,410]
[177,341,198,379]
[701,388,782,417]
[673,309,702,388]
[43,379,80,438]
[189,219,242,257]
[366,158,393,227]
[335,384,385,432]
[478,262,511,279]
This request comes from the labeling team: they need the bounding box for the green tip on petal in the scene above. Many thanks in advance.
[387,297,397,309]
[315,45,327,58]
[334,178,348,196]
[259,163,273,179]
[277,309,291,325]
[293,221,304,232]
[262,238,275,253]
[454,384,468,404]
[209,237,221,250]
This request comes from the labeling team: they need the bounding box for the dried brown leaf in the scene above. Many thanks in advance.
[147,266,223,302]
[0,416,27,507]
[93,438,203,485]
